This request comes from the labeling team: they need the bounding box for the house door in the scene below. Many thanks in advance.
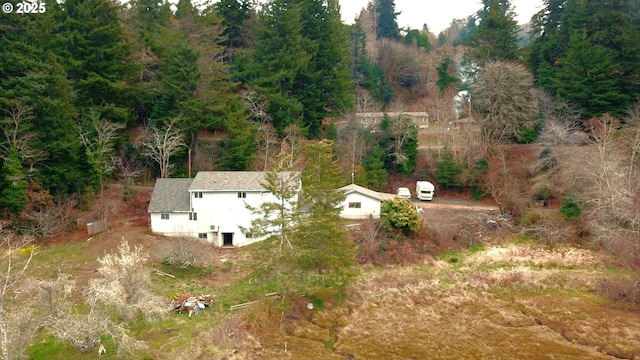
[222,232,233,247]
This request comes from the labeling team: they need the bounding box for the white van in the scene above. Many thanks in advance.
[396,187,411,199]
[416,181,435,201]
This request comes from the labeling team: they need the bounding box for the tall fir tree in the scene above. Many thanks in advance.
[363,144,388,191]
[529,0,640,118]
[54,0,134,124]
[293,0,354,137]
[215,0,252,49]
[243,0,311,135]
[376,0,400,40]
[469,0,519,66]
[297,139,356,294]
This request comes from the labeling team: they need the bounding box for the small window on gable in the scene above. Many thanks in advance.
[194,192,203,198]
[198,233,207,239]
[348,202,362,209]
[189,212,197,221]
[161,213,170,220]
[237,192,247,199]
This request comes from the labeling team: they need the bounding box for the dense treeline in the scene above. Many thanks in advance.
[2,0,640,225]
[0,0,356,217]
[529,0,640,119]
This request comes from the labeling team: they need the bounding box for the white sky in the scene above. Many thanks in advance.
[338,0,544,34]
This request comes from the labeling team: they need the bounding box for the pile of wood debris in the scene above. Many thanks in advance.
[170,293,213,317]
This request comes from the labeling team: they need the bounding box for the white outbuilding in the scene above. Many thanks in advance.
[338,184,396,219]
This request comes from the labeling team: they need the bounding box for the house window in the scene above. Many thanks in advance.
[348,202,362,209]
[189,212,197,221]
[194,192,203,198]
[237,192,246,198]
[161,213,170,220]
[198,233,207,239]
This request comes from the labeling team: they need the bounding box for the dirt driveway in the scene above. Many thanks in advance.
[415,197,502,244]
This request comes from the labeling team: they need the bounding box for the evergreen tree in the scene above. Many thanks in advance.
[380,197,419,233]
[404,28,431,52]
[0,149,28,215]
[220,100,258,171]
[293,0,354,137]
[363,144,388,191]
[151,42,200,122]
[54,0,133,124]
[378,114,417,175]
[435,145,461,189]
[0,10,87,197]
[436,57,460,97]
[529,0,567,93]
[245,161,302,298]
[376,0,400,40]
[243,0,312,135]
[297,140,356,291]
[556,31,625,118]
[215,0,252,49]
[351,20,393,104]
[469,0,519,66]
[529,0,640,118]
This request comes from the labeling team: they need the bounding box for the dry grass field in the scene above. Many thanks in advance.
[239,245,640,360]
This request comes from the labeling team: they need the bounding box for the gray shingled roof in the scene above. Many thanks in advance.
[148,178,193,213]
[339,184,396,201]
[189,171,299,192]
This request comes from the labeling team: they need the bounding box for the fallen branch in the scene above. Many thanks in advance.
[153,269,175,278]
[230,300,260,311]
[230,293,280,311]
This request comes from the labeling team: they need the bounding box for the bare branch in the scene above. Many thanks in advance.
[137,118,186,178]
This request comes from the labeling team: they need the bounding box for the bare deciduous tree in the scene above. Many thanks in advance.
[471,61,540,145]
[153,237,210,268]
[37,274,145,357]
[377,39,423,88]
[242,90,270,123]
[113,156,143,185]
[537,96,587,146]
[254,123,279,171]
[78,108,124,197]
[23,201,75,244]
[563,114,639,262]
[87,240,167,323]
[277,125,305,170]
[138,118,186,178]
[1,101,47,171]
[27,243,161,357]
[0,231,36,360]
[335,120,368,183]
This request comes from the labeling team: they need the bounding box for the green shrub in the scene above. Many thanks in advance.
[560,197,581,219]
[381,197,420,233]
[516,126,537,143]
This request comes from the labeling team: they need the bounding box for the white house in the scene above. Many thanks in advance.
[338,184,395,219]
[148,171,300,247]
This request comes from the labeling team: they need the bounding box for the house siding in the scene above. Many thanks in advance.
[149,212,194,236]
[341,192,384,219]
[148,172,300,248]
[191,190,277,247]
